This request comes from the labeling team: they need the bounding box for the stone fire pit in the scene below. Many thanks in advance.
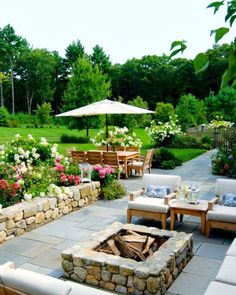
[62,222,193,294]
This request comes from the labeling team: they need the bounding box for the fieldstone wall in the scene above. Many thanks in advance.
[62,222,193,295]
[0,182,100,244]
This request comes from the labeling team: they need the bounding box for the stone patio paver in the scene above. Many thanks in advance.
[0,149,234,295]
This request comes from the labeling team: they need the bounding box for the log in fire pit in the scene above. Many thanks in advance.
[62,222,193,295]
[95,229,168,262]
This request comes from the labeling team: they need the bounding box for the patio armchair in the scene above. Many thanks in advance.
[87,151,103,165]
[127,174,181,229]
[206,178,236,237]
[127,149,154,176]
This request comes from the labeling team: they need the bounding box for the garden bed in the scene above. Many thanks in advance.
[0,182,100,244]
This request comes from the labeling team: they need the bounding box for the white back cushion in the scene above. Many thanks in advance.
[1,268,72,295]
[143,174,181,192]
[216,179,236,196]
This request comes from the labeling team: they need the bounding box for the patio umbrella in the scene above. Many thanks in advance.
[56,99,155,149]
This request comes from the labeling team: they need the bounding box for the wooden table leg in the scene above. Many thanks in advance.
[170,208,175,230]
[201,212,206,235]
[124,158,128,179]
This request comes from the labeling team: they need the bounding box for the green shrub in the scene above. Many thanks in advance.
[160,160,176,169]
[61,134,89,143]
[201,135,213,149]
[0,107,10,126]
[169,134,202,148]
[152,148,182,169]
[35,103,53,125]
[13,112,35,125]
[101,181,126,200]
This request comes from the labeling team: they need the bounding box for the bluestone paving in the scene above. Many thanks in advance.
[0,149,234,295]
[0,237,54,258]
[195,242,229,260]
[183,256,222,278]
[167,272,213,295]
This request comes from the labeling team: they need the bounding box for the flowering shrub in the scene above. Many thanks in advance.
[46,184,73,201]
[91,126,142,148]
[0,179,21,207]
[146,116,182,146]
[0,134,69,169]
[91,164,117,186]
[58,173,81,186]
[208,117,234,129]
[211,145,236,178]
[0,134,71,207]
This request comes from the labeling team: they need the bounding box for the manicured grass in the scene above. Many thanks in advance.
[169,148,207,162]
[0,126,206,162]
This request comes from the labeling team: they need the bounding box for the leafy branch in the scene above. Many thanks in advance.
[170,0,236,88]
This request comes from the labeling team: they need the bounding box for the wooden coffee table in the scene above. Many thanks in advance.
[170,200,208,235]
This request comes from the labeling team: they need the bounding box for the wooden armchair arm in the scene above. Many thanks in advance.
[208,197,219,210]
[130,189,145,201]
[164,192,178,205]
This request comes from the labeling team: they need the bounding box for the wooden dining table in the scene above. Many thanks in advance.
[87,150,140,178]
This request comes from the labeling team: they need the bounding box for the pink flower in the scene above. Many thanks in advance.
[94,164,102,171]
[0,179,9,190]
[12,182,20,190]
[99,170,106,178]
[56,164,64,172]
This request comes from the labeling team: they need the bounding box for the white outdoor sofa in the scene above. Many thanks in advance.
[204,238,236,295]
[0,262,112,295]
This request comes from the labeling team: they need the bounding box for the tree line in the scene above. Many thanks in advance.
[0,24,235,128]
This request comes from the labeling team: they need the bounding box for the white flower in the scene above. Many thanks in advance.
[28,134,34,140]
[40,192,45,197]
[15,134,21,139]
[24,193,32,201]
[18,147,24,154]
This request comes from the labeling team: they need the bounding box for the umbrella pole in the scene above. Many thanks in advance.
[106,114,108,152]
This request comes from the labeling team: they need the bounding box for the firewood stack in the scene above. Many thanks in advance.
[96,230,167,261]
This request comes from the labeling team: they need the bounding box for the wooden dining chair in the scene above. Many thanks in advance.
[87,151,103,165]
[71,151,86,164]
[97,146,111,151]
[125,146,140,152]
[103,152,121,179]
[127,149,154,176]
[112,146,126,151]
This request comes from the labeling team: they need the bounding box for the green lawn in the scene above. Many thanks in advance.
[169,148,206,162]
[0,126,206,162]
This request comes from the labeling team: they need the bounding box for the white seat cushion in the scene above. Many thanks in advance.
[216,256,236,286]
[206,205,236,223]
[204,281,236,295]
[226,238,236,256]
[128,196,169,213]
[1,268,72,295]
[67,281,113,295]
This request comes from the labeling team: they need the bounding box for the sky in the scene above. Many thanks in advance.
[0,0,235,64]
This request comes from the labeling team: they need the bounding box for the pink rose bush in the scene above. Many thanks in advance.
[91,164,117,186]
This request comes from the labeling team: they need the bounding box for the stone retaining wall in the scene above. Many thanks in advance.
[62,222,193,295]
[0,182,100,244]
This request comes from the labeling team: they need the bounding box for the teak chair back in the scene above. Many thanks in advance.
[87,151,103,165]
[71,151,86,164]
[103,152,121,179]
